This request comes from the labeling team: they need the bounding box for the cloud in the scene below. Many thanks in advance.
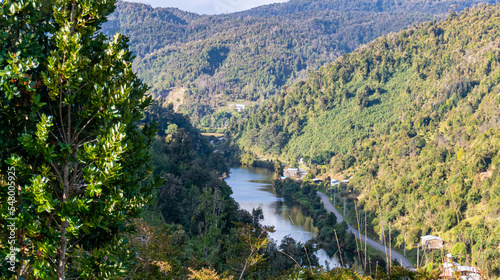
[125,0,289,15]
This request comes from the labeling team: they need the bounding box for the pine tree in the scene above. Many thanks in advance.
[0,1,157,279]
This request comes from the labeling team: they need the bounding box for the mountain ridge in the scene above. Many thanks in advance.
[102,0,496,129]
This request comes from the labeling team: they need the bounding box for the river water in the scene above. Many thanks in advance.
[225,166,339,269]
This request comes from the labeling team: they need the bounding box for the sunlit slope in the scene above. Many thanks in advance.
[234,5,500,160]
[232,5,500,277]
[102,0,495,128]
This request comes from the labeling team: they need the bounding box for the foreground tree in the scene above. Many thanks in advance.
[0,0,156,279]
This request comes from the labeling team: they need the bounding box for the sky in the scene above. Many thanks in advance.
[124,0,289,15]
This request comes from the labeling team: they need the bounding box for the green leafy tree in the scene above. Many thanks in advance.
[274,160,284,177]
[356,85,370,110]
[0,0,156,279]
[451,242,467,263]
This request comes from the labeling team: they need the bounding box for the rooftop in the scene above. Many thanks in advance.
[421,235,444,242]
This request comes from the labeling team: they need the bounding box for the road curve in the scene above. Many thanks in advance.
[317,191,414,269]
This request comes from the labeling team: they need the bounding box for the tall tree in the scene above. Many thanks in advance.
[0,0,156,279]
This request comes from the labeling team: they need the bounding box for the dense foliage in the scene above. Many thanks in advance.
[0,0,157,279]
[232,4,500,278]
[102,0,495,129]
[125,103,438,279]
[126,102,339,279]
[3,0,499,278]
[0,1,325,279]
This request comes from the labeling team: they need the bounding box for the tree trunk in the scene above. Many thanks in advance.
[57,163,70,280]
[57,220,68,280]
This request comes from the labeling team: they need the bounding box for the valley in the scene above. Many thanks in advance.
[1,0,499,279]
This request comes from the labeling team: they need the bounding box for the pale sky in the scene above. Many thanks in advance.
[124,0,289,15]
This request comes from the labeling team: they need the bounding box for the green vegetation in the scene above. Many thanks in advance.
[232,4,500,278]
[102,0,495,130]
[0,1,157,278]
[124,101,341,279]
[0,2,310,279]
[122,100,270,279]
[0,1,343,274]
[3,0,499,279]
[274,179,366,268]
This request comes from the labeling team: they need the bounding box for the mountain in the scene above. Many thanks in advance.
[237,0,487,17]
[231,4,500,277]
[102,0,494,130]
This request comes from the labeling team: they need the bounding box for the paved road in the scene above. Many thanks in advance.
[317,192,414,269]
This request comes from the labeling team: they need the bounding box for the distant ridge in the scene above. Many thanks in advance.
[103,0,496,130]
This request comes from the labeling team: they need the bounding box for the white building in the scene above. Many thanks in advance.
[331,179,340,186]
[235,104,245,112]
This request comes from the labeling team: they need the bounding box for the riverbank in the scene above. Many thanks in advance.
[225,166,339,268]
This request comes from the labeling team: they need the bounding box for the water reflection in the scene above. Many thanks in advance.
[226,166,339,268]
[278,201,319,236]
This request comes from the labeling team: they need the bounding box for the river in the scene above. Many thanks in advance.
[225,166,339,269]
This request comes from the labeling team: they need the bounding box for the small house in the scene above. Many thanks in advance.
[234,104,245,112]
[312,178,323,184]
[284,168,308,180]
[284,168,299,177]
[455,265,481,280]
[441,258,481,280]
[421,235,444,249]
[331,179,340,187]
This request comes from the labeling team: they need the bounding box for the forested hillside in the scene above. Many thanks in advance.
[124,101,364,279]
[231,4,500,277]
[102,0,494,129]
[0,0,389,277]
[125,101,440,279]
[7,0,500,279]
